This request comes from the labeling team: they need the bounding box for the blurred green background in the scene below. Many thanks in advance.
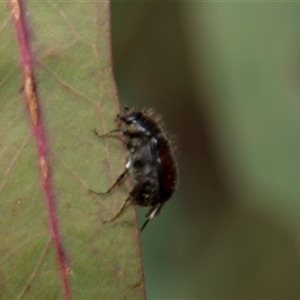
[111,2,300,299]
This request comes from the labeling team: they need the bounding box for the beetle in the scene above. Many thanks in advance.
[91,107,178,231]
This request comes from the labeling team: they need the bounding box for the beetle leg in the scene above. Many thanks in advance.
[89,168,129,196]
[93,128,122,138]
[102,194,132,224]
[102,180,145,225]
[140,203,164,232]
[89,153,133,195]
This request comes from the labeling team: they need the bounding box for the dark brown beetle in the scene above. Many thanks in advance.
[91,107,178,231]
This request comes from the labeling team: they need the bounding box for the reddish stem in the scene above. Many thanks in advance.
[9,0,70,299]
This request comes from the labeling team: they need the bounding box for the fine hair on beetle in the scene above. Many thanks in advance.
[90,106,178,232]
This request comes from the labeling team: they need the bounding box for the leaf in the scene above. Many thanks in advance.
[0,1,145,299]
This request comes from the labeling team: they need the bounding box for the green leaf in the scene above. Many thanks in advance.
[0,1,145,299]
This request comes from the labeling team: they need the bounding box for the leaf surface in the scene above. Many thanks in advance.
[0,1,145,299]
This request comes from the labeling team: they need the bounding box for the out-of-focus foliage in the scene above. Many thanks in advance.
[111,3,300,299]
